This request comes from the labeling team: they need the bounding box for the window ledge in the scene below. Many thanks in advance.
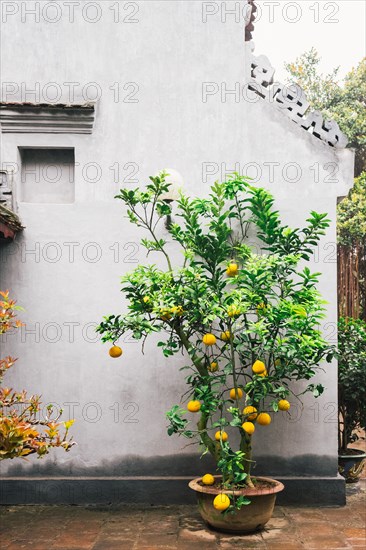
[0,102,95,134]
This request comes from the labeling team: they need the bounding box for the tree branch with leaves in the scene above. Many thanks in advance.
[98,172,333,510]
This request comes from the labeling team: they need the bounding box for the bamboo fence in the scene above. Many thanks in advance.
[338,243,366,320]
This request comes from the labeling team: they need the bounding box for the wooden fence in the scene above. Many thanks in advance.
[338,243,366,320]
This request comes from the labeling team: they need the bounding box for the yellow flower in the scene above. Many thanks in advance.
[63,419,75,430]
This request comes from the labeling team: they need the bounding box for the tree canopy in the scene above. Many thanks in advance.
[337,172,366,246]
[285,48,366,176]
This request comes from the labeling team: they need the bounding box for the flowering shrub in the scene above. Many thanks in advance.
[0,291,75,459]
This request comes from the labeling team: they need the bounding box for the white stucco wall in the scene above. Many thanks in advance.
[0,1,354,482]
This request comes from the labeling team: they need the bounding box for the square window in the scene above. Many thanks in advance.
[20,148,75,204]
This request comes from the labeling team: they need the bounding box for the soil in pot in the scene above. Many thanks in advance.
[189,475,284,534]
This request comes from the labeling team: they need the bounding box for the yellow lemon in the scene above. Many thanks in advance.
[258,369,268,377]
[221,331,232,342]
[202,333,216,346]
[243,406,258,420]
[143,296,150,303]
[215,431,228,442]
[213,493,230,511]
[278,399,290,411]
[229,388,243,400]
[202,474,215,486]
[242,421,255,435]
[109,346,123,358]
[257,412,272,426]
[252,360,266,375]
[226,263,238,277]
[208,362,219,372]
[187,400,201,413]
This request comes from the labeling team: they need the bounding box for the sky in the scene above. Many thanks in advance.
[251,0,365,82]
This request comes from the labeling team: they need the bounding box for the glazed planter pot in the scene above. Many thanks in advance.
[338,448,366,483]
[189,475,284,533]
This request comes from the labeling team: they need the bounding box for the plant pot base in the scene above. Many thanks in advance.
[189,476,284,534]
[338,448,366,483]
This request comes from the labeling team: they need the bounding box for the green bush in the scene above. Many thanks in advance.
[338,317,366,453]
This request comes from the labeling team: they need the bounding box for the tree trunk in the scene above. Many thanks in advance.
[197,411,221,463]
[240,433,254,487]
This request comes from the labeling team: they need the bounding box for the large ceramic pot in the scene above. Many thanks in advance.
[338,448,366,483]
[189,475,284,533]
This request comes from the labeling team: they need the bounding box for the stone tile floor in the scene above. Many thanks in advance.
[0,481,365,550]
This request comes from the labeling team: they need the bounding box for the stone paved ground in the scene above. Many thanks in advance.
[0,481,365,550]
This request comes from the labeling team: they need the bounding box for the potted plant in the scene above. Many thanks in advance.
[338,316,366,482]
[98,172,333,533]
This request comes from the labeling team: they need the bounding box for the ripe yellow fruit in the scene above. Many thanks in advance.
[229,388,243,400]
[256,302,267,314]
[258,369,268,378]
[252,360,266,374]
[202,474,215,486]
[208,361,219,372]
[227,305,240,318]
[160,309,172,321]
[221,330,232,342]
[202,333,217,346]
[257,412,272,425]
[143,296,150,303]
[109,345,123,358]
[242,421,255,435]
[243,406,258,420]
[171,305,184,316]
[213,493,231,511]
[278,399,290,411]
[215,431,228,442]
[226,263,238,277]
[187,400,201,413]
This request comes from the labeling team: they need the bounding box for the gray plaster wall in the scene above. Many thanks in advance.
[0,1,354,503]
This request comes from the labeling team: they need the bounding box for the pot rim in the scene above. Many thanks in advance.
[338,448,366,460]
[189,475,284,497]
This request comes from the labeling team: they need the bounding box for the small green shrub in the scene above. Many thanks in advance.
[338,317,366,453]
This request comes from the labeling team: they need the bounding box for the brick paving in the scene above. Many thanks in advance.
[0,481,364,550]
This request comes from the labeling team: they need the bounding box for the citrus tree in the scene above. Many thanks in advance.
[0,291,75,459]
[98,173,333,510]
